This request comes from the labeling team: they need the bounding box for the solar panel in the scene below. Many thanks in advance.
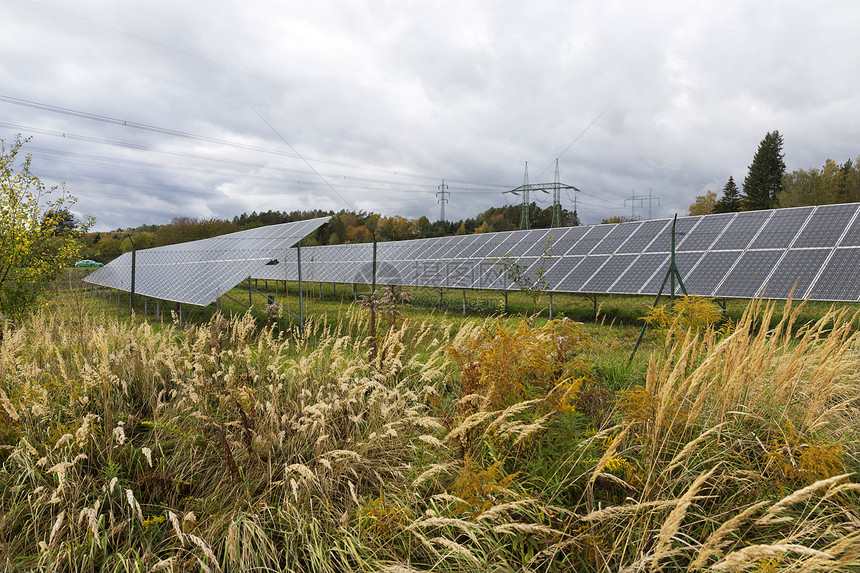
[610,253,668,294]
[582,254,639,291]
[617,219,670,254]
[85,217,330,306]
[806,248,860,301]
[760,249,831,300]
[714,250,784,298]
[568,225,613,255]
[91,202,860,310]
[545,256,585,292]
[794,203,859,248]
[710,210,772,250]
[683,251,741,296]
[650,215,705,252]
[748,206,813,249]
[559,255,611,292]
[590,222,642,254]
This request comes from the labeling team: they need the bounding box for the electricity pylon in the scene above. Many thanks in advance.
[504,160,580,229]
[436,179,449,222]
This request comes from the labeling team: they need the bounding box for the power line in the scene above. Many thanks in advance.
[15,1,526,159]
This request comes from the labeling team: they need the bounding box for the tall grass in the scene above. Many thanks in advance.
[1,294,860,571]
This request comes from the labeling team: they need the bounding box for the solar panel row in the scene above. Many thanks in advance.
[86,204,860,307]
[84,217,330,306]
[257,203,860,302]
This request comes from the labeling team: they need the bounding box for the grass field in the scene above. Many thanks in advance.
[2,275,860,571]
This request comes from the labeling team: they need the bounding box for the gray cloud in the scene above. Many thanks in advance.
[1,0,859,231]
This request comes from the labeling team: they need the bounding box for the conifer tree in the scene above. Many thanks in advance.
[714,176,742,213]
[742,131,786,210]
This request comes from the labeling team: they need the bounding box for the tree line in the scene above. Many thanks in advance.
[688,130,860,216]
[81,203,579,263]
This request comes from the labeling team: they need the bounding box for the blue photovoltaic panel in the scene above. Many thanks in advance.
[568,225,613,255]
[92,203,860,308]
[457,234,493,258]
[505,229,547,257]
[793,203,859,248]
[521,229,557,256]
[555,226,592,255]
[761,249,831,300]
[640,251,704,294]
[714,250,783,298]
[484,233,527,259]
[545,256,585,291]
[748,207,813,249]
[646,216,703,253]
[834,209,860,247]
[610,253,668,294]
[710,210,772,250]
[590,222,641,254]
[616,219,670,254]
[581,254,639,291]
[471,235,509,258]
[559,255,612,292]
[806,248,860,301]
[674,213,732,252]
[446,235,480,259]
[86,217,330,306]
[683,251,741,296]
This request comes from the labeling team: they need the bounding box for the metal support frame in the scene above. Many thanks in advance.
[630,214,688,362]
[371,240,377,294]
[129,247,136,315]
[462,289,466,316]
[297,243,304,327]
[549,292,553,320]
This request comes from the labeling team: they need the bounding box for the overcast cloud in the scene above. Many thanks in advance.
[1,0,859,231]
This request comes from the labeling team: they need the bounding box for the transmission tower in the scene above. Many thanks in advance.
[436,179,449,222]
[551,159,562,227]
[504,160,580,230]
[624,188,661,220]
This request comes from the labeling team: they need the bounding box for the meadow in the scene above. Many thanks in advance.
[2,276,860,571]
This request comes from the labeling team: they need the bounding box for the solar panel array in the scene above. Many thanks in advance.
[256,203,860,302]
[84,217,330,306]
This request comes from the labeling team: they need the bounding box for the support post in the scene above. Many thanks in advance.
[439,287,443,308]
[178,303,183,327]
[630,214,688,363]
[352,283,357,302]
[297,243,304,327]
[130,247,136,316]
[157,299,161,320]
[504,290,508,313]
[371,240,378,294]
[462,289,466,316]
[549,292,553,320]
[248,276,253,308]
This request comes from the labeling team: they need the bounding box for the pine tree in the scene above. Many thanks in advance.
[742,131,786,210]
[714,176,742,213]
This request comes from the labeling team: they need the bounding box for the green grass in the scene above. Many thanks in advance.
[3,275,860,571]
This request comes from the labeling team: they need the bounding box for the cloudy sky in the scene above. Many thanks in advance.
[1,0,858,231]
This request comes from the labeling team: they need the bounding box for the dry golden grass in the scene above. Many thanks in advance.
[1,294,860,571]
